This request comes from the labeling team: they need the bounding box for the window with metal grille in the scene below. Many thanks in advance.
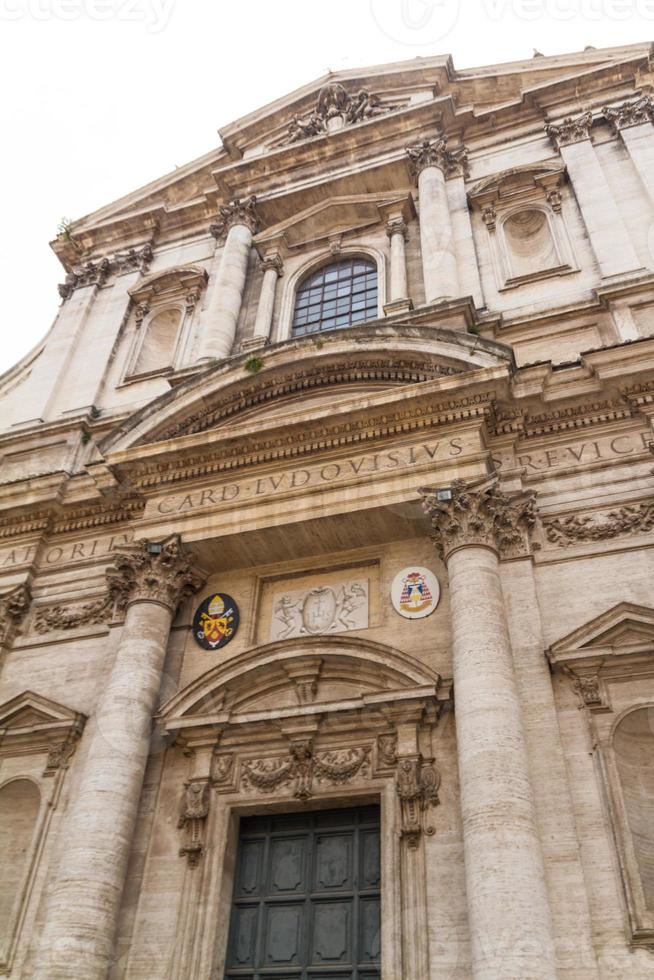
[292,258,378,336]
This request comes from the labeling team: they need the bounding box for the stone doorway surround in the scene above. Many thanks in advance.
[155,636,451,980]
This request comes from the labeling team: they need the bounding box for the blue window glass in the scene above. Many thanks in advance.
[292,258,378,337]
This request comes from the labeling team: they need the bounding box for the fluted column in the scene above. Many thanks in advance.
[406,135,466,304]
[384,218,412,315]
[249,251,282,347]
[198,196,259,362]
[603,96,654,208]
[420,479,557,980]
[546,112,642,279]
[33,536,204,980]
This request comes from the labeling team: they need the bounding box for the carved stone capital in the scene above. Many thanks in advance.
[210,195,259,240]
[406,135,469,182]
[386,218,408,240]
[419,478,538,562]
[58,257,111,300]
[0,583,31,644]
[602,96,654,132]
[106,534,205,613]
[545,110,593,148]
[260,252,283,275]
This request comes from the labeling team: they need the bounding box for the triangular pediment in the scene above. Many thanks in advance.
[548,603,654,667]
[0,691,85,736]
[255,194,414,251]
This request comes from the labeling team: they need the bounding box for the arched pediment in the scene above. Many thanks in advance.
[469,161,565,204]
[100,324,513,453]
[159,636,440,729]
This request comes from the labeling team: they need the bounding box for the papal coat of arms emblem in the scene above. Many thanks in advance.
[391,567,440,620]
[192,593,239,650]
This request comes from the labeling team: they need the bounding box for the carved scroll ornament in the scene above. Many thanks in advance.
[178,780,210,867]
[278,82,400,145]
[545,110,593,148]
[602,96,654,132]
[396,755,440,849]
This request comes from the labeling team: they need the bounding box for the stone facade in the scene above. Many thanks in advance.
[1,44,654,979]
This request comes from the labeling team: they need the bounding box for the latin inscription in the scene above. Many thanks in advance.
[492,431,651,473]
[0,531,134,570]
[151,439,467,518]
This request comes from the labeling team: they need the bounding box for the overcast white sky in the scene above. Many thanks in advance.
[0,0,651,374]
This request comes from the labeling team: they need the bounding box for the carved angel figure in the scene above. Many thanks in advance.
[274,594,299,638]
[335,582,366,630]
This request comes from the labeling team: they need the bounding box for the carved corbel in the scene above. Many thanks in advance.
[395,755,440,849]
[283,658,323,705]
[178,779,210,867]
[564,667,610,713]
[0,583,31,645]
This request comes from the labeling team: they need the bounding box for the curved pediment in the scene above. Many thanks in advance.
[101,324,513,454]
[159,636,440,727]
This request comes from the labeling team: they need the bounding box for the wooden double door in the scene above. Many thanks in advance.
[224,805,381,979]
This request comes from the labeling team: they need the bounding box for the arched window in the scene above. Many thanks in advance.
[292,258,378,336]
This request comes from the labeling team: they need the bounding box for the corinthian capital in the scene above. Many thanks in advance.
[0,583,31,644]
[405,135,468,182]
[106,535,205,613]
[419,478,538,562]
[210,195,260,241]
[602,96,654,132]
[545,111,593,148]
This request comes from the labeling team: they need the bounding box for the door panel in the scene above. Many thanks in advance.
[224,805,381,979]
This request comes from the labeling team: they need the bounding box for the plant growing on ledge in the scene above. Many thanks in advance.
[244,355,264,374]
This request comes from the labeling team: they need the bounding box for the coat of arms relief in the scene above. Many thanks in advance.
[270,579,369,641]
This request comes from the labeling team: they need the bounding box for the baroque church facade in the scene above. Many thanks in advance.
[1,42,654,980]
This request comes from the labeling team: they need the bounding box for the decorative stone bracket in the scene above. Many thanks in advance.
[178,779,210,868]
[0,583,31,645]
[395,754,440,849]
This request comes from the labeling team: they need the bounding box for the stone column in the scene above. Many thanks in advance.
[420,479,557,980]
[603,96,654,208]
[384,218,412,315]
[198,196,259,362]
[406,135,467,304]
[247,251,282,349]
[545,112,642,280]
[32,535,204,980]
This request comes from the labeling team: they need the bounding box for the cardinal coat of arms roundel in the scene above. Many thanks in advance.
[391,567,440,619]
[193,593,239,650]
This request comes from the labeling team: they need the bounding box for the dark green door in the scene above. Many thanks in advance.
[224,805,381,979]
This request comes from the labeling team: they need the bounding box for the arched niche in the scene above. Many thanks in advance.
[613,707,654,913]
[0,779,41,956]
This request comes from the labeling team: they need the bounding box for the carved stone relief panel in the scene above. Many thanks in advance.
[255,562,379,644]
[270,579,369,641]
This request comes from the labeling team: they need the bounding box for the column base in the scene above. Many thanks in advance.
[383,298,413,316]
[240,335,269,353]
